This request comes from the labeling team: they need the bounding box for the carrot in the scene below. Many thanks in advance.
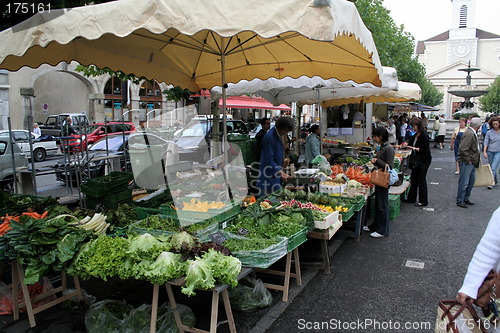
[40,211,48,219]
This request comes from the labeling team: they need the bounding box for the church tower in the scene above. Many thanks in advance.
[448,0,478,65]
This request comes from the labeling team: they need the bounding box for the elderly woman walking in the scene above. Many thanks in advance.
[436,117,447,149]
[483,116,500,189]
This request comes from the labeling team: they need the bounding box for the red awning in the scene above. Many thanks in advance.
[219,96,290,111]
[189,92,291,111]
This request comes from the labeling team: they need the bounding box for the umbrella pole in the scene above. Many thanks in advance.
[220,39,234,203]
[316,88,322,154]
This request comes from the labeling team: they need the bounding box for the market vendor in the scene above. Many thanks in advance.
[304,124,321,167]
[257,116,295,196]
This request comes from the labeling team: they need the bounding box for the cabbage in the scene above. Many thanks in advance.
[127,233,170,260]
[334,173,346,181]
[181,259,215,296]
[347,179,361,187]
[201,249,241,287]
[144,252,187,285]
[170,231,196,252]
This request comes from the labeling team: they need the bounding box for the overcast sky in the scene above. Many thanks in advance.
[382,0,500,42]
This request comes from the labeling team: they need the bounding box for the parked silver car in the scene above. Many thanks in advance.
[0,130,59,162]
[0,139,28,192]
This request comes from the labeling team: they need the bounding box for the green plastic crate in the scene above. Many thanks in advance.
[85,171,133,190]
[162,202,241,224]
[389,194,400,210]
[389,206,400,221]
[340,195,365,212]
[287,227,308,252]
[134,206,164,220]
[80,182,129,197]
[86,195,132,210]
[339,204,355,221]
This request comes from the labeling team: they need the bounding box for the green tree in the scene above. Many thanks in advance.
[74,64,145,84]
[418,78,444,107]
[351,0,443,106]
[479,76,500,114]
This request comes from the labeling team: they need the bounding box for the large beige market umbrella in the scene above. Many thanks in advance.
[0,0,384,228]
[0,0,383,90]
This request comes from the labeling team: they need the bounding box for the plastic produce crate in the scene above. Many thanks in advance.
[340,195,365,212]
[229,235,288,269]
[287,227,308,252]
[84,171,133,190]
[162,202,241,224]
[314,211,340,229]
[80,183,129,198]
[339,204,354,221]
[134,206,165,220]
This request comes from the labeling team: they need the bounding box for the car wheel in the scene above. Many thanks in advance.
[2,178,14,193]
[33,148,46,162]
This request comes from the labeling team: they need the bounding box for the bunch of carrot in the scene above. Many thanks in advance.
[0,210,49,236]
[345,166,371,185]
[22,210,48,219]
[330,164,345,177]
[0,214,19,236]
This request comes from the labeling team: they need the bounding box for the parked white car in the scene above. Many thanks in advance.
[0,130,59,162]
[0,139,27,192]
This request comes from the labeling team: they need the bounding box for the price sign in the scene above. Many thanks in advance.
[209,231,227,245]
[238,228,249,236]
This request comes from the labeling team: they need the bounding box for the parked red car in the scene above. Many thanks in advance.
[60,122,136,152]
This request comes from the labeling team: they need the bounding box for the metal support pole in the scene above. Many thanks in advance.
[25,96,37,194]
[7,117,18,194]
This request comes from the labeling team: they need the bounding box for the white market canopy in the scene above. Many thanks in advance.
[212,67,421,107]
[0,0,384,91]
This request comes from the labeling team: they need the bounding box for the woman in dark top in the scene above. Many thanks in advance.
[404,118,432,207]
[364,127,394,238]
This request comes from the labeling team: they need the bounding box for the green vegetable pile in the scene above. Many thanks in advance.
[68,232,241,291]
[135,215,179,231]
[0,215,93,284]
[104,204,137,228]
[223,237,281,252]
[0,191,58,212]
[182,249,241,296]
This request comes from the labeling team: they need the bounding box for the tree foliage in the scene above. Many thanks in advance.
[74,64,146,84]
[418,78,444,107]
[351,0,442,106]
[479,76,500,114]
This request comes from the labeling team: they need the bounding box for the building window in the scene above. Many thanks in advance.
[459,5,467,28]
[104,77,130,121]
[139,80,162,125]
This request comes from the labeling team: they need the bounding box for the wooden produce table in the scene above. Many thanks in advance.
[254,247,302,302]
[11,261,83,328]
[307,218,343,274]
[152,267,253,333]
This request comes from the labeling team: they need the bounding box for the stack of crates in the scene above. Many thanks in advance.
[369,194,401,221]
[228,134,256,165]
[81,171,134,209]
[388,194,401,220]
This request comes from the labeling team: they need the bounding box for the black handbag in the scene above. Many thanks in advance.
[408,152,421,170]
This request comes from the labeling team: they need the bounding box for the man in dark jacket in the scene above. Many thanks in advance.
[394,115,401,144]
[255,117,270,161]
[456,117,482,208]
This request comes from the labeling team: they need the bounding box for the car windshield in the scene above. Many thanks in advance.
[90,136,126,151]
[80,125,101,134]
[178,122,209,137]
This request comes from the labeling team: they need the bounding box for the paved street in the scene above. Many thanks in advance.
[1,147,499,333]
[265,147,500,333]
